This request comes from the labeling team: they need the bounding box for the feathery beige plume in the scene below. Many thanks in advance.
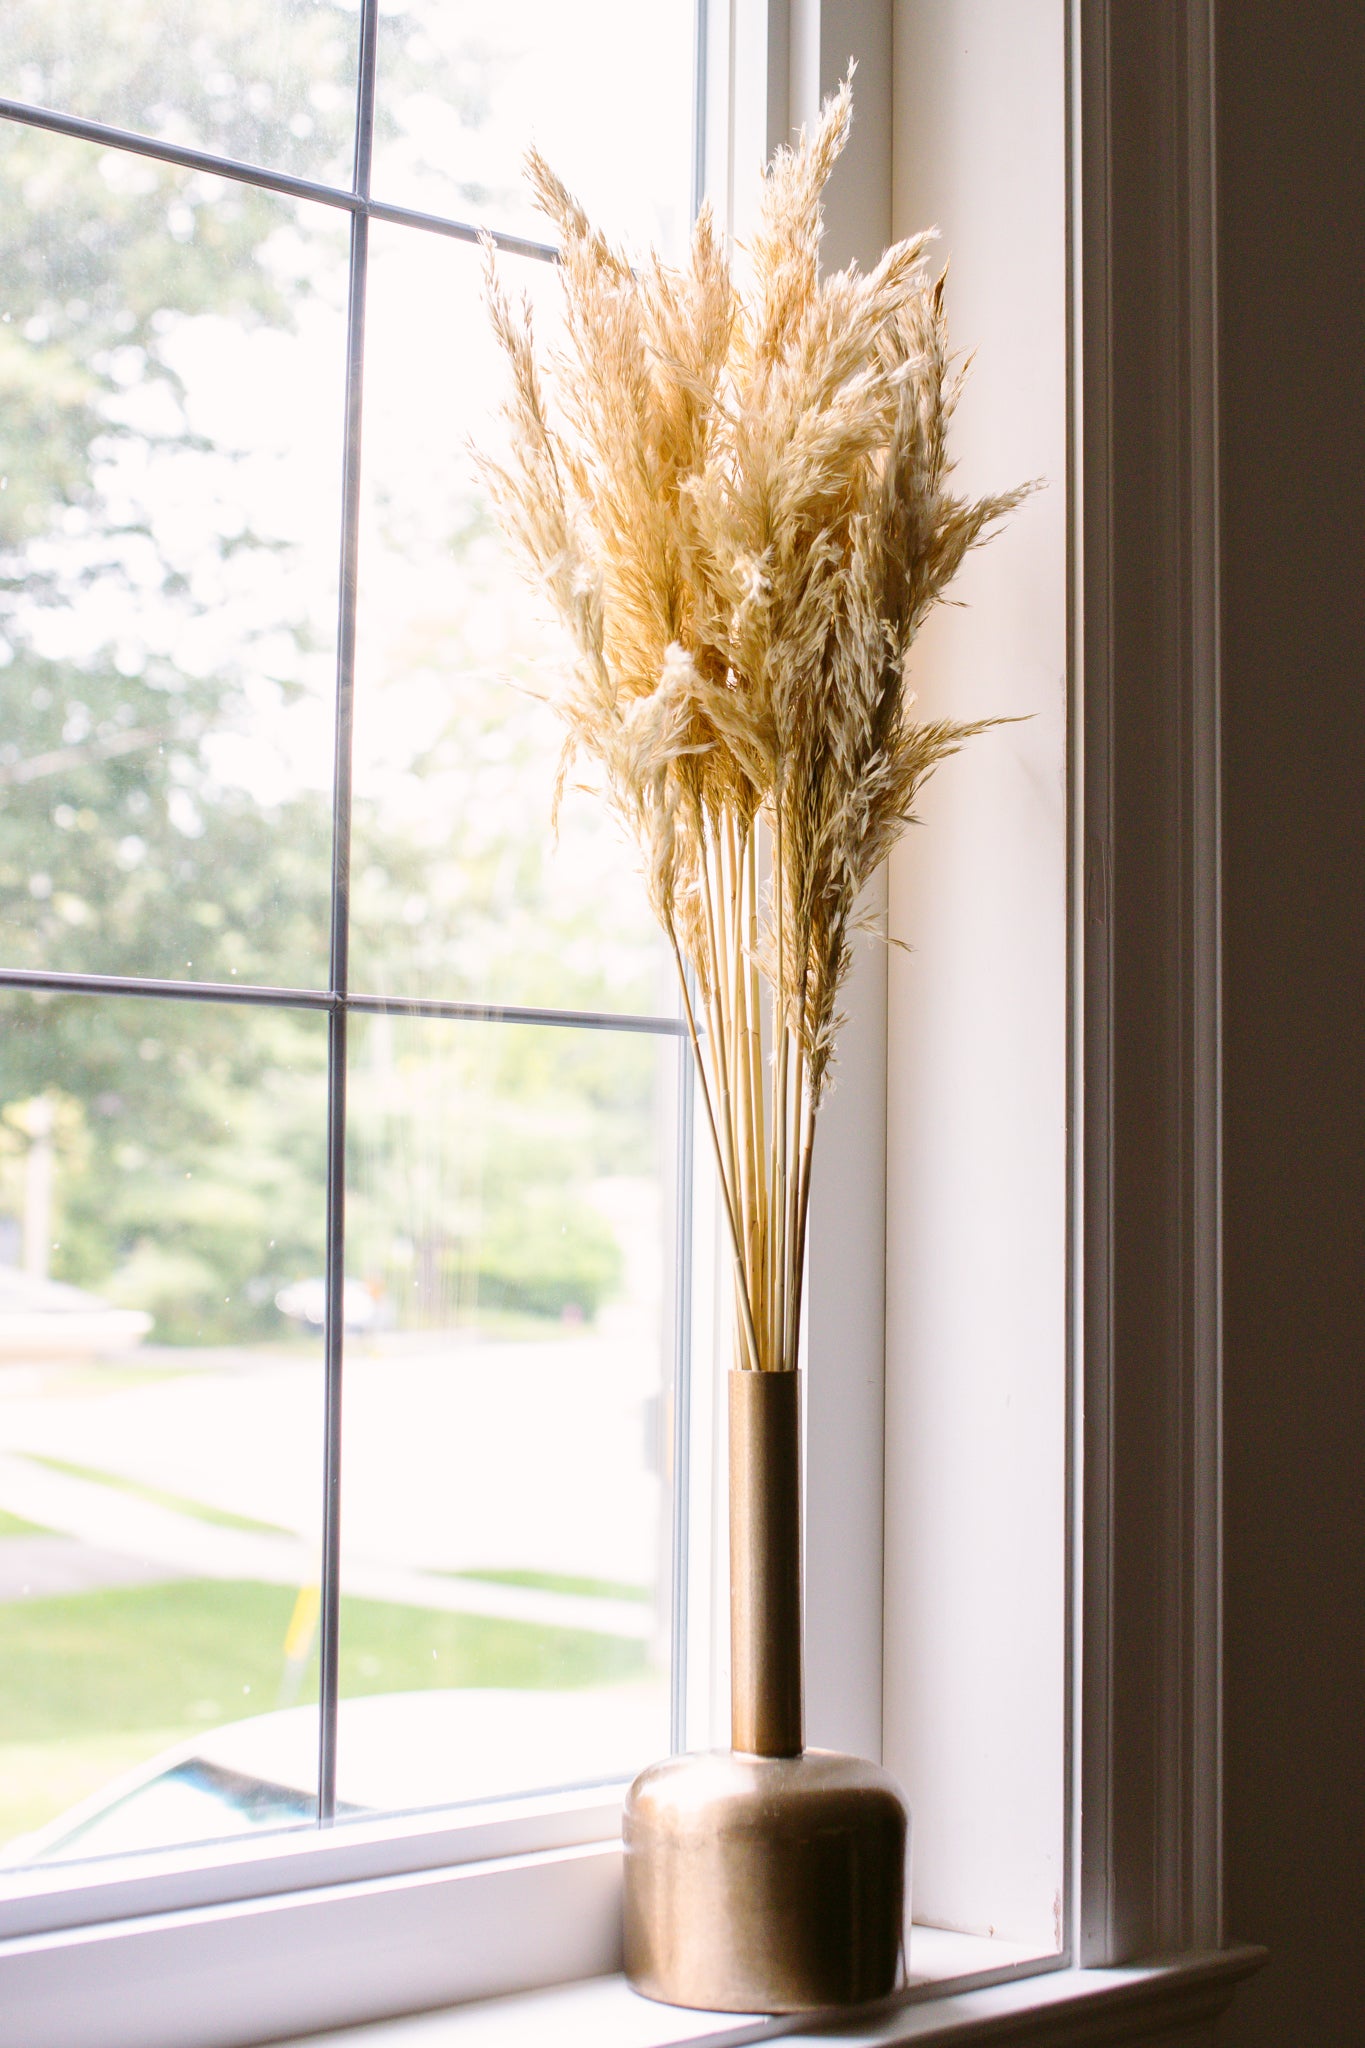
[476,76,1035,1371]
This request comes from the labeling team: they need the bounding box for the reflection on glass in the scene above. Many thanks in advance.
[0,0,360,187]
[0,122,348,989]
[336,1013,676,1812]
[374,1,695,258]
[0,991,328,1865]
[350,227,669,1014]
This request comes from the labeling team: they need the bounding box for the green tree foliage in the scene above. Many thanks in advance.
[0,115,337,987]
[346,1016,649,1329]
[0,19,659,1342]
[0,0,361,183]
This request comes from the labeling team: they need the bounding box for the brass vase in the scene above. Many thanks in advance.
[623,1368,909,2012]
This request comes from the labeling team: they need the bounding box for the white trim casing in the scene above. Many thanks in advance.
[257,1945,1268,2048]
[0,1787,627,1942]
[1075,0,1223,1967]
[0,3,1240,2040]
[0,1846,623,2048]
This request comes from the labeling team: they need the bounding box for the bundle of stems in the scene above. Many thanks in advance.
[478,80,1031,1372]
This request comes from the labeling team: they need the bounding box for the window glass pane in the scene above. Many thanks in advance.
[350,227,670,1015]
[0,990,327,1865]
[336,1013,678,1812]
[0,122,347,990]
[0,2,360,188]
[374,1,695,260]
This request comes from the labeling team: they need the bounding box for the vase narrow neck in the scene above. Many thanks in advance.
[728,1367,803,1757]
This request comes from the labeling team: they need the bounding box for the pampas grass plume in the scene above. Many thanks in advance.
[477,78,1034,1372]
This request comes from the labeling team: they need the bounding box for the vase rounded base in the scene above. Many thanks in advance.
[622,1747,909,2013]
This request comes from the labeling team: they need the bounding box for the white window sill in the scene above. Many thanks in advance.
[0,1812,1265,2048]
[279,1943,1267,2048]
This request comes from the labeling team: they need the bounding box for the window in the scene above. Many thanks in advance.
[0,0,698,1882]
[0,4,1243,2044]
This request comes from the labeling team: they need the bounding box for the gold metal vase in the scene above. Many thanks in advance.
[623,1368,909,2013]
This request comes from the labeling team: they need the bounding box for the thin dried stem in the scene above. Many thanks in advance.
[478,75,1035,1376]
[667,922,762,1372]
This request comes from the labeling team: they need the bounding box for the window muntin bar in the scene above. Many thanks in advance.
[350,225,671,1017]
[0,96,566,262]
[370,1,696,261]
[332,1010,678,1818]
[318,0,375,1828]
[0,120,349,995]
[0,968,686,1035]
[0,987,329,1863]
[0,0,700,1867]
[0,2,361,190]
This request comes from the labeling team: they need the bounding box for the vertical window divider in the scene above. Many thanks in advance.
[319,0,379,1828]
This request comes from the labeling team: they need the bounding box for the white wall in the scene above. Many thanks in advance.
[882,1,1069,1949]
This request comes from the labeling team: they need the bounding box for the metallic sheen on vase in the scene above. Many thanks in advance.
[623,1369,910,2012]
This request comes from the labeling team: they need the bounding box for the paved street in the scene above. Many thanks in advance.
[0,1318,667,1640]
[0,1534,187,1601]
[0,1452,653,1638]
[0,1321,671,1855]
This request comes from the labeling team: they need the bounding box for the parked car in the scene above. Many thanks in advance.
[2,1687,661,1866]
[273,1277,380,1333]
[0,1265,151,1363]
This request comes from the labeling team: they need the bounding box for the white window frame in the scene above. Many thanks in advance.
[0,3,1268,2043]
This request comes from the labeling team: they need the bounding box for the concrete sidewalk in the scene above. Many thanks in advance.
[0,1534,188,1601]
[0,1456,652,1640]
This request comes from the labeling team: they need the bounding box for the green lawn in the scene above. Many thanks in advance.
[0,1507,51,1539]
[0,1577,648,1846]
[0,1578,647,1748]
[452,1567,652,1603]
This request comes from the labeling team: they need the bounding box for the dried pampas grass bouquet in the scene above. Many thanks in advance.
[478,78,1031,1380]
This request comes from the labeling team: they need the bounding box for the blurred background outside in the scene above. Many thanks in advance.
[0,0,697,1863]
